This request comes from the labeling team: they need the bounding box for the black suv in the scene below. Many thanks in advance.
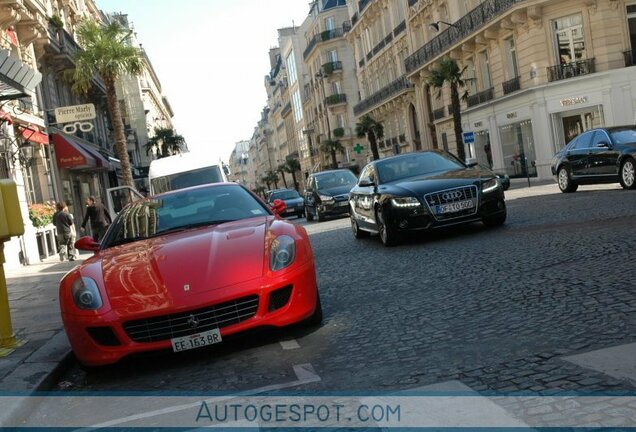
[304,169,357,222]
[266,188,305,218]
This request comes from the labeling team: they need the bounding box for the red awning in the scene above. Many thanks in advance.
[5,28,18,46]
[52,133,97,169]
[19,125,49,145]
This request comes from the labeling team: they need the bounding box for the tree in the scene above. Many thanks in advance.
[355,115,384,161]
[320,139,344,169]
[428,57,469,162]
[276,163,288,188]
[145,127,186,158]
[266,170,280,189]
[260,175,271,190]
[284,157,301,191]
[66,19,143,187]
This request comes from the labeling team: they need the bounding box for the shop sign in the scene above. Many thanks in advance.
[54,104,96,123]
[506,112,517,119]
[560,97,588,107]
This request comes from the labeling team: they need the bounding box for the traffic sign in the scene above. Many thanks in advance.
[463,131,474,144]
[54,104,96,124]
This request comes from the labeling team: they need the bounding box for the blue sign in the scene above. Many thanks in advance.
[463,131,474,144]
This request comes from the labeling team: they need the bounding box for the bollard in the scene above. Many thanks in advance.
[0,180,25,356]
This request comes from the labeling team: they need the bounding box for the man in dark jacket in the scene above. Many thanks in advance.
[53,201,76,261]
[81,196,112,242]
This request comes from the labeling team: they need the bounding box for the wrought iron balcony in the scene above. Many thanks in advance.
[405,0,524,74]
[623,50,635,67]
[322,61,343,76]
[352,12,359,27]
[502,76,520,95]
[354,75,414,116]
[325,94,347,106]
[466,87,494,107]
[547,59,595,82]
[399,134,406,143]
[303,28,345,60]
[393,20,406,37]
[432,107,445,120]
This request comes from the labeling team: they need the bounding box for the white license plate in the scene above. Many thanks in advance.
[337,201,349,207]
[436,199,474,214]
[171,328,222,352]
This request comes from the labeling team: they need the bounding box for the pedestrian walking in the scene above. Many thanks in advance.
[53,201,76,262]
[80,196,112,242]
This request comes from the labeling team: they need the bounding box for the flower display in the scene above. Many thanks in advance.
[28,202,56,228]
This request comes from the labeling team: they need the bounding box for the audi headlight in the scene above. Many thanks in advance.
[390,197,421,208]
[71,277,103,310]
[482,178,500,193]
[318,194,334,204]
[270,235,296,271]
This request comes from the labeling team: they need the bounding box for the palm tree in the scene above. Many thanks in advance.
[355,115,384,161]
[428,57,469,162]
[265,170,279,189]
[66,19,143,187]
[260,175,271,190]
[320,139,344,169]
[284,157,301,191]
[276,163,288,188]
[145,127,186,158]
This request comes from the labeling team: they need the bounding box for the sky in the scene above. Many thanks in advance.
[99,0,311,163]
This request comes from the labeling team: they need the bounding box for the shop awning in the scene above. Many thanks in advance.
[19,125,49,145]
[52,133,113,171]
[0,48,42,100]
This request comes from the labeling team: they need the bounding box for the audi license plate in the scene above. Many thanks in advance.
[337,201,349,207]
[171,328,222,352]
[436,199,474,214]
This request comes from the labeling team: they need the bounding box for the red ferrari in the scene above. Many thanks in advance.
[60,183,321,366]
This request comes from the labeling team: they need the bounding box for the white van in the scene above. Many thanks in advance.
[148,152,228,195]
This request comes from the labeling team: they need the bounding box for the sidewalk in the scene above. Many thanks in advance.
[0,253,91,394]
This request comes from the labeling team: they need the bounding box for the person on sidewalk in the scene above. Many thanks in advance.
[53,201,76,262]
[80,196,112,242]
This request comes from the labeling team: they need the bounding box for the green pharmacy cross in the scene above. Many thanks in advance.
[353,143,364,154]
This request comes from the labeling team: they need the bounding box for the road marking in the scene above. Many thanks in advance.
[279,339,300,350]
[86,363,321,428]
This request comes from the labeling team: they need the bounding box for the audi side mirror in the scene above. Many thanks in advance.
[358,177,375,187]
[596,141,611,148]
[465,157,479,167]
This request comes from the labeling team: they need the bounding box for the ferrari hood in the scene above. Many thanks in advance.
[98,217,269,314]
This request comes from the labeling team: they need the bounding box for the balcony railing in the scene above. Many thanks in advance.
[466,87,494,107]
[322,61,343,75]
[432,107,445,120]
[325,93,347,106]
[405,0,523,74]
[352,12,359,27]
[502,76,520,95]
[303,28,345,60]
[359,0,372,13]
[399,134,406,143]
[624,50,635,67]
[393,20,406,37]
[547,58,595,82]
[353,75,414,116]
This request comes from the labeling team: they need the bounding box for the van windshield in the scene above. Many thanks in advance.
[151,166,224,194]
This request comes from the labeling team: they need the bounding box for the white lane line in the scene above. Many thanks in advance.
[87,363,321,428]
[279,339,300,350]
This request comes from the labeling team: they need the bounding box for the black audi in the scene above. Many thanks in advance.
[349,151,507,246]
[551,126,636,193]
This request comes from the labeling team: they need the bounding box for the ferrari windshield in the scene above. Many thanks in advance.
[103,184,269,248]
[376,152,464,183]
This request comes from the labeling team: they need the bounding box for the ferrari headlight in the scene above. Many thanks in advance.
[482,178,500,193]
[318,194,334,204]
[270,235,296,271]
[390,197,421,208]
[71,277,103,310]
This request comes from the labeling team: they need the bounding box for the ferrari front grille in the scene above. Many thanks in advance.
[123,295,259,343]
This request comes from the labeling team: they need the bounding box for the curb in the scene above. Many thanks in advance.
[0,331,74,427]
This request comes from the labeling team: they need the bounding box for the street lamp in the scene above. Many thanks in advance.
[429,21,459,32]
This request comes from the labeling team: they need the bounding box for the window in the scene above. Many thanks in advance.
[590,131,610,148]
[465,59,477,95]
[336,113,345,128]
[573,131,593,149]
[503,38,518,79]
[286,50,298,85]
[553,14,586,64]
[291,89,303,123]
[324,16,335,31]
[327,49,338,63]
[332,81,342,95]
[478,51,491,90]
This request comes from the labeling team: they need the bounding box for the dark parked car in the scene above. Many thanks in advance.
[267,189,305,218]
[349,151,507,246]
[304,169,357,222]
[551,126,636,192]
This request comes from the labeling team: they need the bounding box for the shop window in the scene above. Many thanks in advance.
[499,120,537,178]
